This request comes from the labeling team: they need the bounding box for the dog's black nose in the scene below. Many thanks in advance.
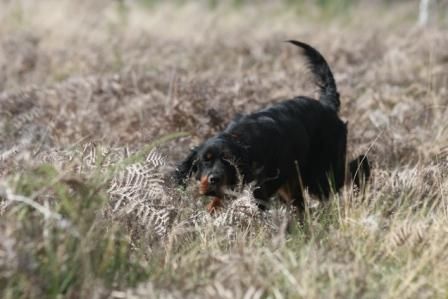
[208,175,220,185]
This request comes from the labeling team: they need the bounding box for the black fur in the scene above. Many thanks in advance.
[175,40,368,212]
[349,154,371,189]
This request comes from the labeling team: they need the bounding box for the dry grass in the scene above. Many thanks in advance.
[1,0,448,298]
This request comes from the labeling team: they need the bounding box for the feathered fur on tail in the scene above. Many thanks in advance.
[287,40,340,112]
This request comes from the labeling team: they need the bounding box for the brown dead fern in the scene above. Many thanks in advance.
[108,148,176,237]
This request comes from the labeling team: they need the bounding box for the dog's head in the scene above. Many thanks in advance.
[175,135,244,197]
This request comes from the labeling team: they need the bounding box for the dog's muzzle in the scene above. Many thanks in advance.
[199,175,223,196]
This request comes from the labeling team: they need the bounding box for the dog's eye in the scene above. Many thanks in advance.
[204,152,213,161]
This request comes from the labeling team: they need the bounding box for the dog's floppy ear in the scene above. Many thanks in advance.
[174,147,199,186]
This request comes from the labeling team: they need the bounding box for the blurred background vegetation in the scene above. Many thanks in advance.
[135,0,447,24]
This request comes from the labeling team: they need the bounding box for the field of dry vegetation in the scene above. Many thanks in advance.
[1,0,448,298]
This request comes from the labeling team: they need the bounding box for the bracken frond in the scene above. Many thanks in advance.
[108,148,176,237]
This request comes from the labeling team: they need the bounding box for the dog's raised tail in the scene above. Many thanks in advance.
[287,40,340,112]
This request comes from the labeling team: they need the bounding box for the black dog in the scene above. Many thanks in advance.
[175,40,369,212]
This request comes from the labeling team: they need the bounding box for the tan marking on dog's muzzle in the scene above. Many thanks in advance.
[199,176,209,195]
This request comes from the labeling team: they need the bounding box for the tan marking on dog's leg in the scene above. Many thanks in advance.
[278,184,292,204]
[207,197,222,214]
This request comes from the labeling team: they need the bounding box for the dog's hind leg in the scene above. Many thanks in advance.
[348,154,371,189]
